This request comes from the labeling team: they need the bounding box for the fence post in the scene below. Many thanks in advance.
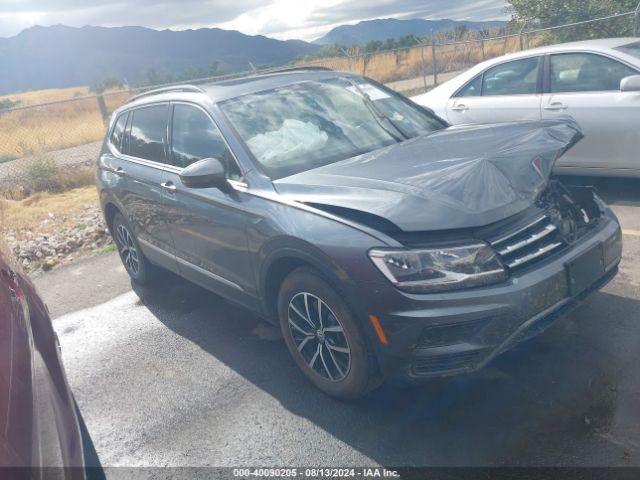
[340,48,353,72]
[431,41,438,86]
[96,94,109,126]
[480,35,485,60]
[635,1,640,37]
[420,45,428,90]
[519,21,528,50]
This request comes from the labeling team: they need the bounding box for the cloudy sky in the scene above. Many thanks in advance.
[0,0,508,41]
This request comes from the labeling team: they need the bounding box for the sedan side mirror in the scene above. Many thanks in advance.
[620,75,640,92]
[179,157,227,189]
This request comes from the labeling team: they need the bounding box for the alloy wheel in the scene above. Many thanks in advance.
[287,292,351,382]
[115,224,140,275]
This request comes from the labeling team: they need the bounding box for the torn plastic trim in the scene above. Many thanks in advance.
[302,202,402,235]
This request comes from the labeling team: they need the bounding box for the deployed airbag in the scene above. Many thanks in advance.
[247,119,328,166]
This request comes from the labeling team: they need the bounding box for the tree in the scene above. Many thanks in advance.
[146,67,172,85]
[89,76,123,94]
[507,0,639,41]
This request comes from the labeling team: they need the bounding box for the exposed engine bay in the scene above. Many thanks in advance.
[537,179,602,245]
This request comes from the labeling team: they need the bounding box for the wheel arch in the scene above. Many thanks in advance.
[258,239,359,323]
[103,202,121,233]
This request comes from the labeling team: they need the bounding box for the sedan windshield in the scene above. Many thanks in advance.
[219,77,444,179]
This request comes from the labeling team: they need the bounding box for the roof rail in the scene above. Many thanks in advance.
[262,66,334,75]
[127,84,205,103]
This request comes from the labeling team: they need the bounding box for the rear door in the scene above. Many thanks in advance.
[117,103,177,267]
[446,56,542,124]
[541,52,640,171]
[161,102,256,306]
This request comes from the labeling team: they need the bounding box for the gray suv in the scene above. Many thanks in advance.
[97,68,622,399]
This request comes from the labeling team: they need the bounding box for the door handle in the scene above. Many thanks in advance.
[114,167,126,177]
[543,102,568,111]
[160,181,177,193]
[451,104,469,112]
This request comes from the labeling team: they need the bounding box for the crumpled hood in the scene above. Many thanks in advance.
[274,119,583,232]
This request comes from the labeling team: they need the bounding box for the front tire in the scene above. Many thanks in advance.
[111,212,157,285]
[278,267,381,400]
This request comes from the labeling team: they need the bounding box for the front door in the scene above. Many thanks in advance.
[541,52,640,171]
[446,56,542,124]
[162,102,256,305]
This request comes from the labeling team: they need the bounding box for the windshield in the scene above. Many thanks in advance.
[615,41,640,60]
[219,77,444,179]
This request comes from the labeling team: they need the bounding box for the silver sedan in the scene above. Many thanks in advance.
[412,38,640,177]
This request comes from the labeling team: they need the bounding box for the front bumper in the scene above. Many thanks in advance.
[357,210,622,383]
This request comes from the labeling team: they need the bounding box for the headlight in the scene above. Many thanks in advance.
[369,243,507,293]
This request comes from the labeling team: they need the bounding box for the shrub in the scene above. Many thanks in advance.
[21,155,60,194]
[0,98,20,110]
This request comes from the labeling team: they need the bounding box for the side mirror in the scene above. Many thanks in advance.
[620,75,640,92]
[179,157,227,189]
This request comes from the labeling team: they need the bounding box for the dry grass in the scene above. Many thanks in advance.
[304,35,545,84]
[0,186,98,240]
[0,89,129,159]
[0,85,92,107]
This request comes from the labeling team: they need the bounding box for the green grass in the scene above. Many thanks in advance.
[0,154,17,164]
[93,243,116,256]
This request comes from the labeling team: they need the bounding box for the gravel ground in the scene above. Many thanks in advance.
[4,201,112,273]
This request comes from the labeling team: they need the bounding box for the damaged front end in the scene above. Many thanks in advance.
[273,117,623,382]
[487,180,608,272]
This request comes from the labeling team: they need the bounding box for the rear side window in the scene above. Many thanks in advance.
[170,104,241,179]
[615,41,640,60]
[128,105,168,162]
[109,113,127,151]
[550,53,638,93]
[482,57,539,96]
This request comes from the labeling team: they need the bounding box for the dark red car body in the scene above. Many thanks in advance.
[0,239,84,476]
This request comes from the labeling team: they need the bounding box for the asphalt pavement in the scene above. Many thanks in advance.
[34,177,640,472]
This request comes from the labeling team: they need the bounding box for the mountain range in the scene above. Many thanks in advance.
[0,25,319,95]
[0,18,506,95]
[314,18,506,45]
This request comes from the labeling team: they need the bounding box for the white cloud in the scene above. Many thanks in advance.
[0,0,509,39]
[217,0,508,41]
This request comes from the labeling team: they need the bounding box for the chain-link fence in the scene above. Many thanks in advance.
[1,8,639,197]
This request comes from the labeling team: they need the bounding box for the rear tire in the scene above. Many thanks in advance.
[111,212,158,285]
[278,267,381,400]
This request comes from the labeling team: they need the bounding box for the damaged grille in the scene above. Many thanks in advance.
[490,214,564,270]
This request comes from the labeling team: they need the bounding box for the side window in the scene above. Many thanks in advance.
[550,53,638,93]
[109,113,127,152]
[170,104,241,179]
[482,57,540,96]
[454,74,482,97]
[128,104,168,162]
